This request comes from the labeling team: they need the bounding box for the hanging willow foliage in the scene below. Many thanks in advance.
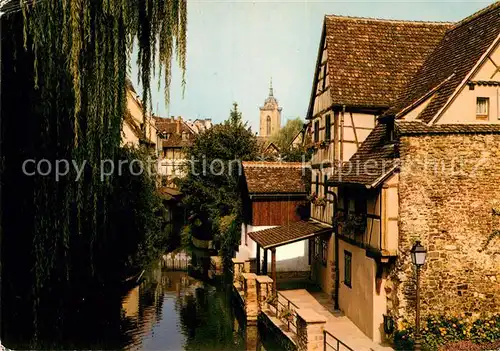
[1,0,186,345]
[22,0,187,145]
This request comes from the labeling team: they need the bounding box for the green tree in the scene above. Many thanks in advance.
[270,117,304,150]
[269,118,311,162]
[179,103,258,258]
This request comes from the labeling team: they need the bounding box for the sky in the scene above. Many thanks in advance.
[130,0,494,133]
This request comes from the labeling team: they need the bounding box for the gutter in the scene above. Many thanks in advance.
[249,192,308,200]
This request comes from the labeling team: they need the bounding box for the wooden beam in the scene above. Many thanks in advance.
[350,112,359,148]
[271,248,277,295]
[256,244,261,275]
[263,249,268,275]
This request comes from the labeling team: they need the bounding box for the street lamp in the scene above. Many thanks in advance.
[410,240,427,351]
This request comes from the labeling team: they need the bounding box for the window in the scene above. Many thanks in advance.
[321,238,328,266]
[324,174,328,196]
[386,119,395,142]
[344,251,352,288]
[325,114,331,140]
[476,97,489,119]
[314,120,320,142]
[266,116,272,135]
[315,174,319,194]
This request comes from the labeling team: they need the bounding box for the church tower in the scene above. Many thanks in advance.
[259,79,282,137]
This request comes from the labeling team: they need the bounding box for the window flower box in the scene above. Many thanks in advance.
[307,192,317,203]
[314,196,327,207]
[335,212,367,236]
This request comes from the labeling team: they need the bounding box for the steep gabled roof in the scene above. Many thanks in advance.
[387,2,500,122]
[310,16,450,114]
[329,123,398,187]
[242,161,309,194]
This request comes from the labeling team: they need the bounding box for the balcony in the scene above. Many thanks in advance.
[335,210,397,260]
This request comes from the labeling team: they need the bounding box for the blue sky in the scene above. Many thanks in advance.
[130,0,493,133]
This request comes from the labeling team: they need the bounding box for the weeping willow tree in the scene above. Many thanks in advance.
[1,0,186,347]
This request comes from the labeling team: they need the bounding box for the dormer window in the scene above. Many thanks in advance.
[182,132,188,141]
[476,97,489,120]
[386,119,395,143]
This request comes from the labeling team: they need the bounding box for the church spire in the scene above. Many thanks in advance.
[269,77,273,97]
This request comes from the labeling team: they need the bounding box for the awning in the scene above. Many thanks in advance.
[248,220,332,249]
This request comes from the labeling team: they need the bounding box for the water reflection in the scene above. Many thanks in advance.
[3,262,279,350]
[121,266,247,350]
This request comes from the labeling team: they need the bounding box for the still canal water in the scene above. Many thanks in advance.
[118,263,281,350]
[3,260,281,350]
[121,265,246,350]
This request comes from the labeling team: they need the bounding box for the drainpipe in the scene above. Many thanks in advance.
[0,10,4,328]
[327,189,340,310]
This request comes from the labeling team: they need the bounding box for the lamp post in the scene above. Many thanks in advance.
[410,240,427,351]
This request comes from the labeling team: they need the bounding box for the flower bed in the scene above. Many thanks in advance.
[394,314,500,351]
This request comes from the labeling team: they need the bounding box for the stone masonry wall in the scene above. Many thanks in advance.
[395,133,500,321]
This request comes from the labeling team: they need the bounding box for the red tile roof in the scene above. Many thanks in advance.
[387,2,500,122]
[396,121,500,135]
[330,123,397,187]
[249,220,332,249]
[155,117,194,148]
[242,161,310,194]
[323,16,451,109]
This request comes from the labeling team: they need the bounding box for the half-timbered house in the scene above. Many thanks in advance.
[306,14,451,312]
[307,3,500,345]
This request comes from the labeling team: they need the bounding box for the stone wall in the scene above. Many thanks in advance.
[394,133,500,321]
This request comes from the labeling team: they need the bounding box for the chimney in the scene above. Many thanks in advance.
[176,119,180,134]
[178,116,183,122]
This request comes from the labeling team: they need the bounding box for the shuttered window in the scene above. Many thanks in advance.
[314,120,320,142]
[325,114,331,140]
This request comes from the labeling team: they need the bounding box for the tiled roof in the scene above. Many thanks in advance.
[387,2,500,122]
[329,123,398,187]
[330,119,500,188]
[248,220,332,249]
[155,117,195,148]
[324,16,451,109]
[154,116,193,134]
[396,121,500,135]
[242,161,309,194]
[162,134,192,148]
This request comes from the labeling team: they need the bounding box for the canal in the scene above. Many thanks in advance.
[2,259,281,350]
[117,262,281,350]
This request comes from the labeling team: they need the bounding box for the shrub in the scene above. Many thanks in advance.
[394,314,500,351]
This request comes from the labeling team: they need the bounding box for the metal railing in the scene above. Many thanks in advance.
[267,291,299,334]
[324,330,354,351]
